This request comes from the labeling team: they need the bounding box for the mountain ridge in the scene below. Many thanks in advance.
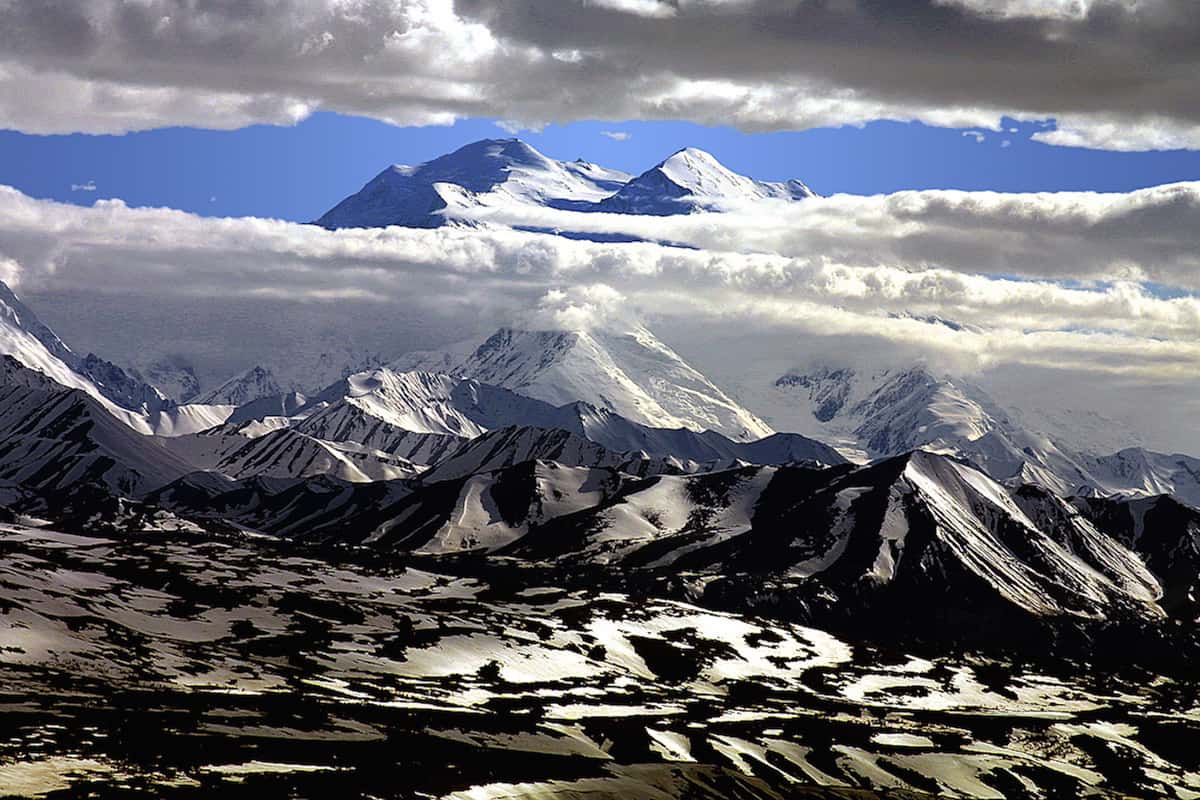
[394,325,777,442]
[769,363,1200,507]
[315,138,814,230]
[597,146,816,215]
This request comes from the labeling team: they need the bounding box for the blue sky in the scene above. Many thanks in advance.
[4,113,1200,222]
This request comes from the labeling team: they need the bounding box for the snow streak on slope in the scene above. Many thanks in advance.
[154,440,1169,628]
[165,423,423,483]
[292,404,465,466]
[419,426,692,484]
[416,461,623,554]
[897,451,1151,621]
[395,326,775,442]
[1071,492,1200,620]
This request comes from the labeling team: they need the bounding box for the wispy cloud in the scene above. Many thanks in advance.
[961,131,986,144]
[70,180,96,192]
[494,120,526,135]
[600,131,631,142]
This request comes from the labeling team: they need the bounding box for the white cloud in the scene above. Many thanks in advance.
[934,0,1095,20]
[452,182,1200,291]
[0,182,1196,446]
[601,131,631,141]
[586,0,677,18]
[522,284,633,331]
[962,131,986,143]
[70,181,96,192]
[0,0,1197,149]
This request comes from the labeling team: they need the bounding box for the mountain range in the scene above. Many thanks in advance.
[4,141,1200,798]
[0,274,1197,644]
[316,138,815,230]
[0,142,1197,666]
[768,364,1200,507]
[2,256,1198,510]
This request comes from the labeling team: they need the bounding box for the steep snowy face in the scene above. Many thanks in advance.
[314,369,489,438]
[848,368,1004,455]
[895,451,1157,621]
[773,366,1000,455]
[597,147,815,215]
[397,326,775,442]
[1071,493,1200,620]
[0,280,168,415]
[316,138,632,229]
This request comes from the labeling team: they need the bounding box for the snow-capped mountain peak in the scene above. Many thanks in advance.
[394,324,775,442]
[770,364,1005,454]
[316,138,632,229]
[658,147,753,195]
[313,368,488,438]
[315,139,814,229]
[764,361,1200,506]
[598,146,816,215]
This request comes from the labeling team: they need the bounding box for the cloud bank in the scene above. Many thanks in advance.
[462,182,1200,290]
[1,0,1199,149]
[0,181,1198,450]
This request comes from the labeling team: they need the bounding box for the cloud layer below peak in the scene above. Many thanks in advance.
[1,181,1198,450]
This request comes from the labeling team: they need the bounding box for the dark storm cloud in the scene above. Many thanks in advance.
[0,0,1196,148]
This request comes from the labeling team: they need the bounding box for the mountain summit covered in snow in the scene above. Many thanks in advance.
[315,138,814,229]
[597,146,816,215]
[316,138,631,229]
[766,363,1200,506]
[394,324,775,442]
